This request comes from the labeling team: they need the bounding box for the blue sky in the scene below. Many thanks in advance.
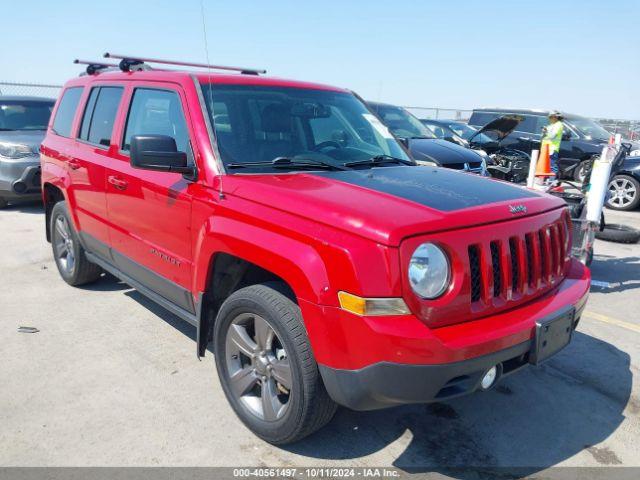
[4,0,639,119]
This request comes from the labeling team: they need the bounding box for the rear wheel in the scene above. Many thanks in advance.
[214,283,337,444]
[50,201,103,286]
[606,175,640,211]
[0,197,7,209]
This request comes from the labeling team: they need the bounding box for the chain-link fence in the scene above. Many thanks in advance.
[402,106,473,121]
[0,82,62,99]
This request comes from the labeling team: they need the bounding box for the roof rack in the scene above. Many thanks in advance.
[74,59,119,76]
[103,52,266,75]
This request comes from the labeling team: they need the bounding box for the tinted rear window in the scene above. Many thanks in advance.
[52,87,83,137]
[469,111,499,127]
[513,115,545,134]
[470,111,547,135]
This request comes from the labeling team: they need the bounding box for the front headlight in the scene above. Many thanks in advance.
[630,149,640,157]
[0,141,35,159]
[408,243,450,299]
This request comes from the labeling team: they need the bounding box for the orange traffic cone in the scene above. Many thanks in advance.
[535,142,554,177]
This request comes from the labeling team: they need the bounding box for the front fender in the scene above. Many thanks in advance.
[189,193,403,358]
[190,194,404,306]
[192,215,331,304]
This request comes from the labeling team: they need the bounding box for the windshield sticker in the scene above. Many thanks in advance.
[363,113,394,139]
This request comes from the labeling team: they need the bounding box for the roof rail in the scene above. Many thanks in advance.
[103,52,266,75]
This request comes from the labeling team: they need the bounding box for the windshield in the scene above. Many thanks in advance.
[0,100,54,131]
[566,117,611,141]
[200,84,411,172]
[369,104,436,139]
[448,122,494,144]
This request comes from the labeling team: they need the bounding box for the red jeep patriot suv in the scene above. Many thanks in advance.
[41,55,590,444]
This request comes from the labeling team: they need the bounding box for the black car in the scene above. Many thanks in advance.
[607,156,640,210]
[420,119,470,148]
[469,108,640,210]
[367,102,488,175]
[422,116,532,184]
[420,119,495,146]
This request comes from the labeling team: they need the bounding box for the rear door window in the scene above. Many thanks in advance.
[79,86,124,147]
[52,87,83,137]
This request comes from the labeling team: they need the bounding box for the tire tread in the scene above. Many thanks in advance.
[215,282,337,444]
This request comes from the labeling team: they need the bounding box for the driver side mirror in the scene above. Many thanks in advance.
[562,131,572,140]
[130,135,195,176]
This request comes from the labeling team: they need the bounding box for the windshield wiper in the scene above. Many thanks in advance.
[343,155,415,168]
[227,156,349,171]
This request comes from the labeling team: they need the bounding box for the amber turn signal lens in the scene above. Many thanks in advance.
[338,291,410,316]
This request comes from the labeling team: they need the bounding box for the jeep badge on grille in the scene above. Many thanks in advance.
[509,204,527,214]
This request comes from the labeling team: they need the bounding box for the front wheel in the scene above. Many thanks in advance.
[214,283,337,444]
[606,175,640,211]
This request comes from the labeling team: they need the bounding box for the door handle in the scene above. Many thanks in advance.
[108,175,128,190]
[68,159,81,170]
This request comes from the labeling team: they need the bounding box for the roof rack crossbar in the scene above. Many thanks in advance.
[103,52,266,75]
[74,59,120,76]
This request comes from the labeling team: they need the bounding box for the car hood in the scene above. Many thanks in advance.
[224,166,563,246]
[407,138,482,165]
[0,130,46,153]
[469,115,524,143]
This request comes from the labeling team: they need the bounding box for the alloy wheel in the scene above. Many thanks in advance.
[224,313,292,422]
[53,216,75,274]
[608,177,637,208]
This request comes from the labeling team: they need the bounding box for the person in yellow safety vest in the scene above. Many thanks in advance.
[541,111,564,182]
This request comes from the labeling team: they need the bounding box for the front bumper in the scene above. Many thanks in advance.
[300,259,590,410]
[319,305,584,410]
[0,156,41,199]
[319,339,532,410]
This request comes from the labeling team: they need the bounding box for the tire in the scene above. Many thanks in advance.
[606,175,640,211]
[214,283,337,444]
[50,201,103,286]
[0,197,7,209]
[595,223,640,244]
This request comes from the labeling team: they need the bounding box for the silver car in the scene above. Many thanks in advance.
[0,96,55,208]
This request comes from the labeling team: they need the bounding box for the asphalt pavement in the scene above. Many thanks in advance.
[0,202,638,478]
